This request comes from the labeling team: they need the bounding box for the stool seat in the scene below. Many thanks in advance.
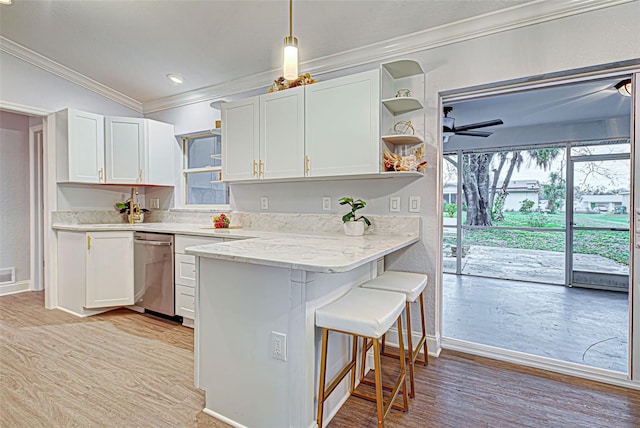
[363,271,427,302]
[316,288,405,338]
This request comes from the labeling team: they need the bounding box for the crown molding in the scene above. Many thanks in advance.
[143,0,635,113]
[0,100,53,117]
[0,36,143,113]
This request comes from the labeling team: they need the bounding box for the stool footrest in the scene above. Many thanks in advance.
[323,359,356,399]
[382,335,428,365]
[352,379,408,414]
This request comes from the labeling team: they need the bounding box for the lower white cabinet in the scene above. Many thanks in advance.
[57,231,134,316]
[174,235,223,324]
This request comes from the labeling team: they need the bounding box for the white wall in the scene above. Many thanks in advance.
[0,111,30,282]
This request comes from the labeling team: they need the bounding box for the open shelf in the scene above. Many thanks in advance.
[382,60,424,79]
[381,97,423,114]
[379,170,424,177]
[381,134,424,145]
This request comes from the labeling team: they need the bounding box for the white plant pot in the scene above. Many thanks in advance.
[343,221,365,236]
[128,212,144,223]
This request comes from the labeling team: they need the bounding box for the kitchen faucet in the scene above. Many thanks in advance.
[129,186,141,224]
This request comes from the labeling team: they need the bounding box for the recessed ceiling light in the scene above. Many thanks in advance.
[167,74,184,85]
[0,0,13,5]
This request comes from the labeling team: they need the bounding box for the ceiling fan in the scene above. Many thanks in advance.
[443,106,504,142]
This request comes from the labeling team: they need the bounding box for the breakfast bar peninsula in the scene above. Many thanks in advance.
[186,215,420,428]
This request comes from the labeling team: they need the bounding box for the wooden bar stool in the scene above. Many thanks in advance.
[361,271,428,398]
[315,287,409,428]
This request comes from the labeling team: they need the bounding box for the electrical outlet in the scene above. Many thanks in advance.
[389,196,400,213]
[271,331,287,361]
[409,196,421,213]
[149,198,160,209]
[261,197,269,210]
[322,197,331,211]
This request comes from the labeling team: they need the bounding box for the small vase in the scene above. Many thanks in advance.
[343,221,365,236]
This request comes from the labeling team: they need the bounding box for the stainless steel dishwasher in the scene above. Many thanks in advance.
[134,232,175,316]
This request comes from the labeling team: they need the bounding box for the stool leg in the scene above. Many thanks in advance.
[317,328,329,428]
[404,301,416,398]
[372,338,385,428]
[419,291,429,365]
[395,314,409,413]
[350,334,358,394]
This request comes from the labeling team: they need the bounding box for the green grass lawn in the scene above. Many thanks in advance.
[444,211,630,265]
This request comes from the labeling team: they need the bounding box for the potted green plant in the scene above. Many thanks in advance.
[339,197,371,236]
[115,200,149,223]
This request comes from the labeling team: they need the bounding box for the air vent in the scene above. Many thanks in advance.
[0,267,16,285]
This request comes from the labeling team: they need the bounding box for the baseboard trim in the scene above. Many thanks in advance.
[442,337,639,390]
[383,327,441,358]
[0,280,31,296]
[55,305,112,318]
[202,408,248,428]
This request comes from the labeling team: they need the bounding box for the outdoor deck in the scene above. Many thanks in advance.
[443,273,629,373]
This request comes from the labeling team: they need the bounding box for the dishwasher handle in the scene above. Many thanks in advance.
[134,239,173,247]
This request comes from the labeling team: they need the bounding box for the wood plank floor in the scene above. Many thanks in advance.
[2,291,638,427]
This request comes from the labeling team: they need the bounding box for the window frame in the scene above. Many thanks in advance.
[182,131,230,210]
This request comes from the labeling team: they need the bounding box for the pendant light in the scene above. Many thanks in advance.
[283,0,298,80]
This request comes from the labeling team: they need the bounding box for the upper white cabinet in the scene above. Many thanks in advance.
[54,109,175,185]
[260,86,305,179]
[222,97,260,181]
[305,69,380,177]
[105,117,176,186]
[222,87,305,181]
[55,109,105,183]
[105,116,145,184]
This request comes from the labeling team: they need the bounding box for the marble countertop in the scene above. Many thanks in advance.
[52,222,257,240]
[186,233,419,273]
[52,222,419,273]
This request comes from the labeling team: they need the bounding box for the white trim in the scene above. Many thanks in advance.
[383,327,442,358]
[442,338,639,390]
[142,0,633,113]
[0,100,52,117]
[0,280,31,296]
[0,36,143,113]
[29,124,44,291]
[202,408,248,428]
[43,115,58,310]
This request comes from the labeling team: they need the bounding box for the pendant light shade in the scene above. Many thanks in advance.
[283,0,298,80]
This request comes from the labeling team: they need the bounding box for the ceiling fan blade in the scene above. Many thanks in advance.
[455,130,493,137]
[454,119,504,132]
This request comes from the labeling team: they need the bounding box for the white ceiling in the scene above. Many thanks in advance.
[0,0,530,104]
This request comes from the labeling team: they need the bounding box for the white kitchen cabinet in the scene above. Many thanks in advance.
[85,232,134,308]
[260,86,305,179]
[57,230,134,316]
[54,109,105,183]
[105,117,176,185]
[222,97,260,181]
[105,116,145,184]
[305,69,380,177]
[174,235,224,325]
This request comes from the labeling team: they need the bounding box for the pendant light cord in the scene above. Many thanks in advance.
[289,0,293,37]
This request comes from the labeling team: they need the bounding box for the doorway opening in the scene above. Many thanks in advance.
[441,75,633,375]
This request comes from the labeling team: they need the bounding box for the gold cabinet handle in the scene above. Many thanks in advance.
[139,169,144,183]
[259,160,264,177]
[87,235,91,251]
[253,160,257,176]
[99,168,104,182]
[305,156,310,174]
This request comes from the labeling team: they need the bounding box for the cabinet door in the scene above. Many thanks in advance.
[68,109,105,183]
[305,69,380,177]
[105,117,145,184]
[260,87,305,179]
[222,97,260,181]
[145,119,176,186]
[85,232,134,308]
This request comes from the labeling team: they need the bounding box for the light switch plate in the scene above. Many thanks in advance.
[149,198,160,209]
[261,197,269,210]
[409,196,421,213]
[389,197,400,213]
[322,197,331,211]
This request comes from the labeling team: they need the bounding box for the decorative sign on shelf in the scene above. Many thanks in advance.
[393,120,415,135]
